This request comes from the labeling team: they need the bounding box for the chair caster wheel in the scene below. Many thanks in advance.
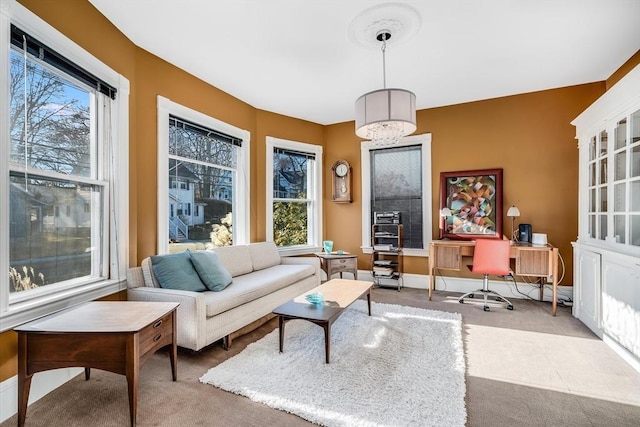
[483,306,490,312]
[468,294,474,299]
[507,304,514,310]
[459,299,464,304]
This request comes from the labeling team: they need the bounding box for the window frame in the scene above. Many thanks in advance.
[157,96,250,253]
[0,0,130,331]
[266,136,323,256]
[360,133,432,257]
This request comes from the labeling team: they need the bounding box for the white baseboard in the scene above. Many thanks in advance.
[603,334,640,373]
[0,368,82,423]
[357,270,574,302]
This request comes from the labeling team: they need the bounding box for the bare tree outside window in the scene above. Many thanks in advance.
[9,50,100,293]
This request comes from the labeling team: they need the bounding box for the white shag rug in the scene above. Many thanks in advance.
[200,300,466,427]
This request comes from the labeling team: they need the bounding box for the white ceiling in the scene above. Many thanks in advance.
[88,0,640,126]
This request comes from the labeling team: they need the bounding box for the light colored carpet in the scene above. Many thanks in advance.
[200,300,466,427]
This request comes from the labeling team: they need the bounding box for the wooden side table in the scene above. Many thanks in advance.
[14,301,179,427]
[315,252,358,280]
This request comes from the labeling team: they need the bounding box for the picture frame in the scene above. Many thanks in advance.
[439,168,503,240]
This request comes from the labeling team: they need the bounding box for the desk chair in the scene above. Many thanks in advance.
[459,239,514,311]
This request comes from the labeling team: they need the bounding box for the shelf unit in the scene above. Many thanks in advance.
[371,224,403,290]
[571,64,640,370]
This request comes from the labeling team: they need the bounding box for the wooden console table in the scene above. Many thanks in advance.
[428,240,560,315]
[14,301,179,427]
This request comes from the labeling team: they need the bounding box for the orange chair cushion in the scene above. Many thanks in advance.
[471,239,510,276]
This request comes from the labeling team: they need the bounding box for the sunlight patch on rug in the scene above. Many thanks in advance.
[200,300,466,427]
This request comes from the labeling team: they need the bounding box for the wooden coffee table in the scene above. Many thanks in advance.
[272,278,373,363]
[14,301,179,427]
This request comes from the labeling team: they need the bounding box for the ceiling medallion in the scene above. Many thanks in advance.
[348,3,422,49]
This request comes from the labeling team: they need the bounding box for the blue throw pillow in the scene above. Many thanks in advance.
[189,250,233,292]
[150,251,207,292]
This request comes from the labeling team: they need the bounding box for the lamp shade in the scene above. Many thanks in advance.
[507,206,520,217]
[439,207,452,217]
[355,88,417,145]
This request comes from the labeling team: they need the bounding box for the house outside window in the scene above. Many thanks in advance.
[266,137,322,255]
[157,97,250,253]
[1,3,129,330]
[360,134,432,256]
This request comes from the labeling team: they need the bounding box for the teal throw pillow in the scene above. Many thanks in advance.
[150,251,207,292]
[189,250,233,292]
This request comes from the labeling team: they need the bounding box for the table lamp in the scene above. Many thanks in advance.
[439,207,452,217]
[506,205,520,242]
[439,207,452,234]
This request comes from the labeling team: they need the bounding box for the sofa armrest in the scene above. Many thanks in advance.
[126,266,146,288]
[281,256,321,284]
[127,287,207,351]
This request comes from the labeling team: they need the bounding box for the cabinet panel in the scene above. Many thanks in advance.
[432,245,462,270]
[575,249,601,335]
[515,249,549,276]
[602,257,640,357]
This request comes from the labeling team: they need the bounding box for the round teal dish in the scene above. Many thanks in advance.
[305,292,324,305]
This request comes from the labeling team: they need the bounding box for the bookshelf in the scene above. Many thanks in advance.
[371,224,403,290]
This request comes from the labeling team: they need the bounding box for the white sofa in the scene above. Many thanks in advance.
[126,242,321,351]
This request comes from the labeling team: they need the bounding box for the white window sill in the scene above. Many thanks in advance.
[0,279,126,332]
[278,245,322,257]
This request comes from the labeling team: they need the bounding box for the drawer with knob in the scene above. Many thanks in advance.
[139,312,174,356]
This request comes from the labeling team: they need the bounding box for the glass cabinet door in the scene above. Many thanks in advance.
[585,108,640,247]
[606,109,640,246]
[587,130,609,240]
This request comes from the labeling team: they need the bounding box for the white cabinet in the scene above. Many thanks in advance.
[571,64,640,371]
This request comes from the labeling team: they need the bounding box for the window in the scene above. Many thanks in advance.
[157,97,250,253]
[361,134,432,256]
[1,3,129,331]
[266,137,322,255]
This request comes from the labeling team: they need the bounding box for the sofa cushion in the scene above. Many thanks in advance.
[248,242,281,270]
[150,252,207,292]
[211,245,254,277]
[189,250,233,291]
[203,264,315,317]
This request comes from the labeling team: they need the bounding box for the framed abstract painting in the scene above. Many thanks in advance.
[439,168,503,240]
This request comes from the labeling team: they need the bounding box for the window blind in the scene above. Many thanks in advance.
[169,115,242,146]
[11,24,117,99]
[274,147,316,160]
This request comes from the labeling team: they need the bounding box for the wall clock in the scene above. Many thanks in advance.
[331,159,352,203]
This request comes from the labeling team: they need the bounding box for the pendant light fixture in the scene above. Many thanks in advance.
[355,29,417,147]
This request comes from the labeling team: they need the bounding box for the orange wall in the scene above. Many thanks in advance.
[325,83,605,279]
[254,110,325,241]
[132,49,258,260]
[1,0,637,383]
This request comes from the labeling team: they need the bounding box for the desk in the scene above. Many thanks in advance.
[315,252,358,280]
[15,301,179,427]
[428,240,560,315]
